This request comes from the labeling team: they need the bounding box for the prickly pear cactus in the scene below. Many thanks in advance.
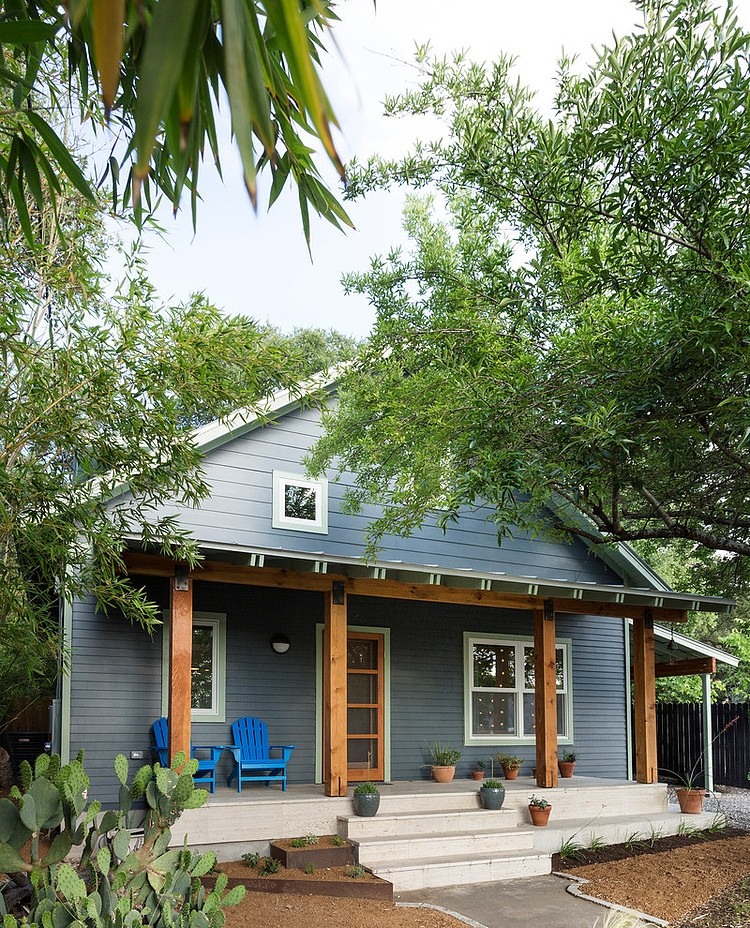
[0,752,244,928]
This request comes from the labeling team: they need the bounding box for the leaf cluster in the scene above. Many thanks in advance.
[0,0,352,245]
[311,0,750,576]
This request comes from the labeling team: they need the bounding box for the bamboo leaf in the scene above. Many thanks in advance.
[91,0,125,116]
[0,21,58,44]
[132,0,201,194]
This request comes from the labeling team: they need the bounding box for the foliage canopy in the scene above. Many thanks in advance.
[0,0,351,244]
[310,0,750,584]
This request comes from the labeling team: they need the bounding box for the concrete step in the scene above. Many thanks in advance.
[368,848,551,892]
[355,825,537,864]
[373,790,485,815]
[340,807,521,839]
[528,808,725,853]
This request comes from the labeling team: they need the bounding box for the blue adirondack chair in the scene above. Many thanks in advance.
[151,717,221,794]
[229,716,296,792]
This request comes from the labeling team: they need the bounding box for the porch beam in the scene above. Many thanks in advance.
[168,568,193,766]
[323,583,348,797]
[632,611,658,783]
[653,657,716,678]
[534,601,558,788]
[123,553,688,622]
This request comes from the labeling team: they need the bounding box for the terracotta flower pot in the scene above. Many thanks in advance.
[432,765,456,783]
[502,766,520,780]
[558,761,576,778]
[471,770,485,781]
[676,787,706,814]
[529,804,552,826]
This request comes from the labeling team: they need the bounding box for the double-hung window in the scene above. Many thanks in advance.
[464,634,571,743]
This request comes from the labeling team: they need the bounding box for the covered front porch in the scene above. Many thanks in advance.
[173,775,719,891]
[125,549,731,797]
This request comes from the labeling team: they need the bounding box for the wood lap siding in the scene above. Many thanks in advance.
[69,594,163,801]
[148,405,621,585]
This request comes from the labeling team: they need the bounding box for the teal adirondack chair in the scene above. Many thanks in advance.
[229,716,296,792]
[151,717,221,793]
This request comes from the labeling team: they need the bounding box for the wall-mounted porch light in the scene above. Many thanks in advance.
[270,633,291,654]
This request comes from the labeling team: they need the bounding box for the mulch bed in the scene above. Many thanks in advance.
[551,825,747,869]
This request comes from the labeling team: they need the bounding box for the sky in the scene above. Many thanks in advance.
[119,1,716,338]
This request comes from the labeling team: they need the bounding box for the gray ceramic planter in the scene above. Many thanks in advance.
[479,785,506,810]
[353,792,380,816]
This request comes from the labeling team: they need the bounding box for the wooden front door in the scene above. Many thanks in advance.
[347,633,384,781]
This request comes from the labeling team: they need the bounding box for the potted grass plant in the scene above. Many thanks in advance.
[352,781,380,816]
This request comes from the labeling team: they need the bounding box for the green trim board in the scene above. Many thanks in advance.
[161,611,227,723]
[60,598,74,764]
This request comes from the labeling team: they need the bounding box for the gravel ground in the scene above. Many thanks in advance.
[668,783,750,829]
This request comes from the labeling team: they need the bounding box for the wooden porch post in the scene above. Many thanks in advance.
[632,610,658,783]
[323,581,348,797]
[534,600,558,788]
[168,566,192,765]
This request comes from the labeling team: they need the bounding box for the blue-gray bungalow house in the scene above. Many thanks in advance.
[60,379,735,815]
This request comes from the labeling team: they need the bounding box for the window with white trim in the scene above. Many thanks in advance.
[465,634,570,742]
[272,470,328,534]
[161,612,226,722]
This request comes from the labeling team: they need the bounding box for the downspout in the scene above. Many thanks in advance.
[624,622,633,781]
[60,597,73,764]
[702,673,714,792]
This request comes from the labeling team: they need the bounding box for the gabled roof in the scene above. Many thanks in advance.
[178,374,735,616]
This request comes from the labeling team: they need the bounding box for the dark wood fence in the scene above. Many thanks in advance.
[656,702,750,789]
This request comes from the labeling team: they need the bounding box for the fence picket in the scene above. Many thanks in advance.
[656,702,750,789]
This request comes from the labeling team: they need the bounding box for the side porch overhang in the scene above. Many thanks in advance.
[122,546,734,796]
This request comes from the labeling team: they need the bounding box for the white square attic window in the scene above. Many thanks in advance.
[272,471,328,533]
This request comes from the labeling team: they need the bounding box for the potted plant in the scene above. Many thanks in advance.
[352,781,380,816]
[558,750,577,778]
[497,753,524,780]
[426,741,462,782]
[662,716,740,814]
[472,760,486,781]
[479,778,506,809]
[528,794,552,826]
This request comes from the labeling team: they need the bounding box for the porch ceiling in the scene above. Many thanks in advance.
[124,540,735,616]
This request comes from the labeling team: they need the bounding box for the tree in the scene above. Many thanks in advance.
[0,177,315,725]
[0,0,351,245]
[309,0,750,584]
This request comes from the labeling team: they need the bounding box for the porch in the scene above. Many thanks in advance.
[173,776,719,892]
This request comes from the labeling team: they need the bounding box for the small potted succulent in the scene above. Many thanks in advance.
[352,781,380,816]
[497,753,524,780]
[558,750,577,778]
[479,778,506,810]
[472,760,486,781]
[528,794,552,826]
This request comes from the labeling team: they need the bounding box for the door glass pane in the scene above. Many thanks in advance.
[472,692,516,734]
[348,673,377,704]
[348,708,378,735]
[348,738,378,770]
[348,640,377,670]
[473,644,515,688]
[191,625,214,710]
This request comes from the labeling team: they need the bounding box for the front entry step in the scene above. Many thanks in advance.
[367,848,551,892]
[338,807,551,891]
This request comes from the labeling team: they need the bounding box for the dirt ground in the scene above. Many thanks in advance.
[221,829,750,928]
